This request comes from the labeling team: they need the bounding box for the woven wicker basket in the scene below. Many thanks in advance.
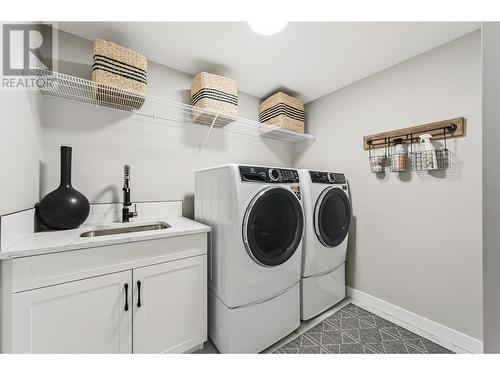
[259,92,305,134]
[92,38,148,110]
[191,72,238,127]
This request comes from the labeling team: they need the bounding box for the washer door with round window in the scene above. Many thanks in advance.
[314,186,351,248]
[243,187,304,267]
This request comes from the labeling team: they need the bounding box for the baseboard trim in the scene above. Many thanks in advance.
[346,287,483,354]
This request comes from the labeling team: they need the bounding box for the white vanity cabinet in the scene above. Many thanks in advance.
[1,233,208,354]
[133,256,207,353]
[11,271,133,353]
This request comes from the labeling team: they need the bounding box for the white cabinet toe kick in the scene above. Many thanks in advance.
[0,233,208,354]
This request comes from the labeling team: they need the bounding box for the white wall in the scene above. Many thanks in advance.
[0,90,43,216]
[482,22,500,353]
[41,31,293,218]
[293,31,482,340]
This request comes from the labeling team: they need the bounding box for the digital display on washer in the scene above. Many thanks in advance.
[309,171,346,184]
[239,165,300,183]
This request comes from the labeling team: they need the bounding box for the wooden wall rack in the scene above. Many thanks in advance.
[363,117,465,150]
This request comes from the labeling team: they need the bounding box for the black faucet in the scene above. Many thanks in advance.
[122,164,138,222]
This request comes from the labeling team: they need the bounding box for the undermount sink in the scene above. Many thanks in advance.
[80,222,170,238]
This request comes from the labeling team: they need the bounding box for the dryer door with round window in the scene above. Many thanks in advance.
[314,187,351,247]
[243,187,304,267]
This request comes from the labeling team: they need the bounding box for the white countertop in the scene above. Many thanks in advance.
[0,216,210,260]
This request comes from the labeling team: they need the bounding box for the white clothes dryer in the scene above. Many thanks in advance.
[298,169,351,320]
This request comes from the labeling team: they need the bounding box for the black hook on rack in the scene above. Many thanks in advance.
[368,139,373,158]
[446,123,458,132]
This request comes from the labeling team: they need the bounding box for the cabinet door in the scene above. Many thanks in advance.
[11,271,132,353]
[132,255,207,353]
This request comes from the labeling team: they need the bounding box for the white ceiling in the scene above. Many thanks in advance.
[58,22,480,103]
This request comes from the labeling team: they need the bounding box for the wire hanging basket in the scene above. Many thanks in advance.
[408,129,451,172]
[368,138,388,173]
[390,137,407,172]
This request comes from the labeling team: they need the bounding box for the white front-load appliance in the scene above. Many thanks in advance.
[298,169,351,320]
[195,164,304,353]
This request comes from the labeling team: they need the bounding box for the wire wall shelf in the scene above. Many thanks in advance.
[35,70,317,152]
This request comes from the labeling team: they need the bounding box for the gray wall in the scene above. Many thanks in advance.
[482,22,500,353]
[41,31,293,218]
[0,90,43,216]
[293,31,483,340]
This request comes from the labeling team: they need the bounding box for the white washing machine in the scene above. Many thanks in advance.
[195,164,304,353]
[298,169,351,320]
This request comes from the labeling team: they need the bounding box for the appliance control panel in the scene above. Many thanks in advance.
[309,171,346,184]
[239,165,300,183]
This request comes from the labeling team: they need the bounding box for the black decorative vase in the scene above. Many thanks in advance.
[36,146,90,230]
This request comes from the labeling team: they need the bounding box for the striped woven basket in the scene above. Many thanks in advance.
[259,92,305,134]
[92,38,148,110]
[191,72,238,127]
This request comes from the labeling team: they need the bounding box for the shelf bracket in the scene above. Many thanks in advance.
[198,114,218,153]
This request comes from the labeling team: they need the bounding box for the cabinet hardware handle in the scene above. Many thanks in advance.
[137,280,142,308]
[124,283,129,311]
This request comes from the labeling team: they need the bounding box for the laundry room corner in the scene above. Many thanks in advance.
[292,30,483,350]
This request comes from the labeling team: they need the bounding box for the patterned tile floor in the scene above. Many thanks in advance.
[274,303,454,354]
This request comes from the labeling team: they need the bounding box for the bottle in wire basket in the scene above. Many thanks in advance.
[391,138,407,172]
[419,134,438,171]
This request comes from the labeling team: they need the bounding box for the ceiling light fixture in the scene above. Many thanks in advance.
[248,20,287,36]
